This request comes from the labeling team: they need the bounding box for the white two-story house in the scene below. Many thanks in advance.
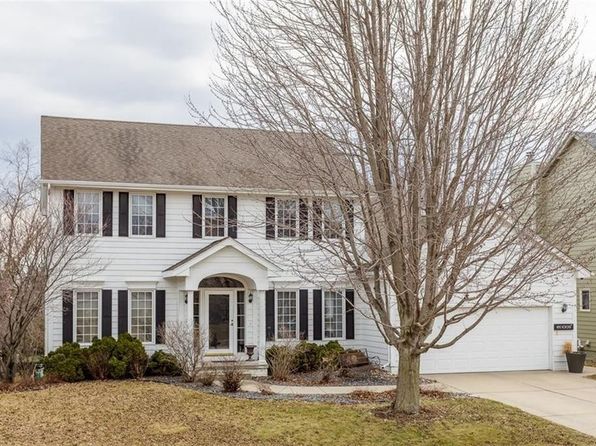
[41,116,389,375]
[42,116,589,375]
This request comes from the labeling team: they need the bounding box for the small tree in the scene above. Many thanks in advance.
[0,143,100,383]
[158,321,206,382]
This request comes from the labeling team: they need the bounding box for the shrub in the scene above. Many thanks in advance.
[85,337,117,380]
[294,342,320,372]
[197,367,217,386]
[108,357,127,379]
[318,341,344,368]
[42,342,85,382]
[220,362,243,392]
[266,344,297,381]
[158,322,206,382]
[113,334,148,379]
[146,350,182,376]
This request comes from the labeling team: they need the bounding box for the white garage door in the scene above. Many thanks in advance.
[421,307,550,374]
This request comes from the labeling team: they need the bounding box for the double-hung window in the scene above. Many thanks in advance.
[75,290,100,344]
[204,197,226,237]
[75,191,101,235]
[581,289,591,311]
[277,199,298,238]
[131,194,154,236]
[130,291,154,343]
[324,290,344,339]
[276,290,298,339]
[322,201,344,239]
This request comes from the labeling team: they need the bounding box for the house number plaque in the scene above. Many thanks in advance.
[554,323,574,331]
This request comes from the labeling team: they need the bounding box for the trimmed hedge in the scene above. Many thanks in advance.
[147,350,182,377]
[267,341,346,375]
[42,335,151,382]
[42,342,86,382]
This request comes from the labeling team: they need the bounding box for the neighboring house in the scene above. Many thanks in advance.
[537,132,596,358]
[42,116,587,375]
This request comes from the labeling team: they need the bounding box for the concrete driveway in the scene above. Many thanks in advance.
[430,368,596,437]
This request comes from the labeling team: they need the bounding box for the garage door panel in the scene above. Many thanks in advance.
[421,308,550,374]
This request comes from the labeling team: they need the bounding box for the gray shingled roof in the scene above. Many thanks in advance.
[40,116,326,190]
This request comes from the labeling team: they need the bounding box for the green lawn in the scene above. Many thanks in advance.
[0,381,592,445]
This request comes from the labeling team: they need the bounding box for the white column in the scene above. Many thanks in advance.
[257,290,267,361]
[186,290,193,326]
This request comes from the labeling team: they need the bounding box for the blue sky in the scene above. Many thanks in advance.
[0,0,595,152]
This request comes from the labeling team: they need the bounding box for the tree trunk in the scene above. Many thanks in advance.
[5,357,17,384]
[394,349,421,415]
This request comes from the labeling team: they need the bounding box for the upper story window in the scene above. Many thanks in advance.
[581,289,591,311]
[276,290,298,339]
[130,290,154,343]
[204,197,226,237]
[324,290,344,339]
[277,199,298,238]
[322,201,344,239]
[75,191,101,235]
[131,194,154,236]
[75,290,99,344]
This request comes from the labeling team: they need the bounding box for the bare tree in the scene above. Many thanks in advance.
[158,321,207,382]
[0,143,99,383]
[196,0,596,414]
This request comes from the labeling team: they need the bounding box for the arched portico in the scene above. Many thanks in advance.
[161,238,285,371]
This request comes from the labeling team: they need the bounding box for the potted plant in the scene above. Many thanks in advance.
[564,340,587,373]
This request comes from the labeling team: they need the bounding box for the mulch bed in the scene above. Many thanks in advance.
[146,375,452,406]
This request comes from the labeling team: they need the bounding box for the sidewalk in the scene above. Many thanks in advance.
[240,380,445,395]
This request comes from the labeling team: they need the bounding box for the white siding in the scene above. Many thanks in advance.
[45,187,386,363]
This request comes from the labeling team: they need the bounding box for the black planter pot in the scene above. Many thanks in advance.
[566,352,587,373]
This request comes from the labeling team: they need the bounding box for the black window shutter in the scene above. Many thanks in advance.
[62,290,73,343]
[156,290,166,343]
[228,195,237,239]
[345,289,355,340]
[312,200,322,240]
[265,197,275,239]
[313,289,322,340]
[118,290,128,335]
[299,199,308,240]
[118,192,129,237]
[346,200,354,241]
[192,194,202,238]
[299,289,309,340]
[101,289,112,337]
[156,193,166,238]
[102,191,113,236]
[265,289,275,341]
[63,190,75,235]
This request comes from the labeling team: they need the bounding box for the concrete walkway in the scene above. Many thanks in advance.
[241,380,396,395]
[431,368,596,437]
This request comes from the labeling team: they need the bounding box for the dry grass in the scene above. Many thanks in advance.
[0,380,593,445]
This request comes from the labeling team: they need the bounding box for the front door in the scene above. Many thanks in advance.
[207,292,233,353]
